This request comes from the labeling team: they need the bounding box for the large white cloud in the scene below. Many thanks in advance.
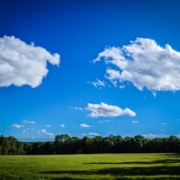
[85,102,136,118]
[93,38,180,92]
[0,36,60,88]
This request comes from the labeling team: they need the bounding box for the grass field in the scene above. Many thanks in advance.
[0,153,180,180]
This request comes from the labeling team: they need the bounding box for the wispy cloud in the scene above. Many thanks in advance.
[82,132,100,137]
[46,125,51,128]
[93,38,180,93]
[120,85,125,89]
[142,134,168,139]
[23,120,36,124]
[87,79,106,88]
[0,36,60,88]
[60,124,65,128]
[12,124,24,128]
[37,129,54,137]
[74,107,83,111]
[132,120,139,123]
[80,123,91,128]
[86,102,136,118]
[22,130,28,134]
[98,120,113,123]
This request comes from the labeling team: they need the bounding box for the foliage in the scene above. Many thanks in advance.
[0,134,180,155]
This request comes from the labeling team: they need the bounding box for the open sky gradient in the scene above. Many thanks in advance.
[1,0,180,141]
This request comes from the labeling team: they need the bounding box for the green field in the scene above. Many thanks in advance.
[0,153,180,180]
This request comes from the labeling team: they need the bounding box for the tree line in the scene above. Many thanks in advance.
[0,134,180,155]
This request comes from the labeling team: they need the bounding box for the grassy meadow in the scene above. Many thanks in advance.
[0,153,180,180]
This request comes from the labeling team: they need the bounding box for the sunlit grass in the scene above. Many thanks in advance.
[0,153,180,179]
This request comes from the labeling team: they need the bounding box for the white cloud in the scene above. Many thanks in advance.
[45,132,54,136]
[22,130,28,134]
[82,132,100,137]
[23,120,36,124]
[38,129,46,133]
[41,129,47,133]
[132,120,139,123]
[86,102,136,118]
[60,124,65,128]
[74,107,83,111]
[87,79,106,88]
[111,80,118,87]
[162,123,167,125]
[80,123,91,128]
[46,125,51,128]
[0,36,60,88]
[37,129,54,137]
[93,38,180,92]
[142,134,168,139]
[88,132,100,136]
[98,120,113,123]
[120,85,125,89]
[12,124,24,128]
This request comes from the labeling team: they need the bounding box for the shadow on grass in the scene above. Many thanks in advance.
[83,158,180,165]
[52,178,82,180]
[39,154,180,180]
[39,166,180,177]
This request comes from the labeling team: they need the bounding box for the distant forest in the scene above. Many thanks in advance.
[0,134,180,155]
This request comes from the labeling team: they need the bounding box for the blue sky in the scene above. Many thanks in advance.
[1,0,180,141]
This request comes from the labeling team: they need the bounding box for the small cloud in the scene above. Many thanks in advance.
[120,85,125,89]
[12,124,24,128]
[132,120,139,123]
[38,129,47,133]
[98,120,113,123]
[88,132,100,136]
[142,133,168,139]
[98,121,104,123]
[37,129,54,138]
[60,124,65,128]
[111,80,117,87]
[87,79,106,88]
[82,132,100,137]
[80,123,91,128]
[46,125,51,128]
[41,129,46,133]
[45,132,54,136]
[23,120,36,124]
[86,102,136,118]
[162,123,167,125]
[74,107,83,111]
[22,130,28,134]
[152,91,157,97]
